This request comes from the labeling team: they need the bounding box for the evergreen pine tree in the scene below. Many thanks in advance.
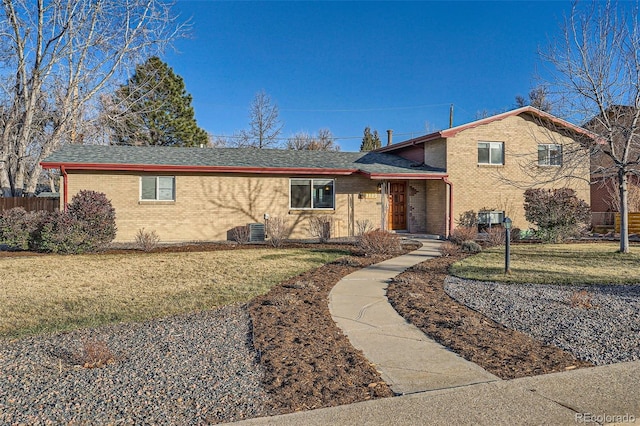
[360,126,382,151]
[107,56,208,147]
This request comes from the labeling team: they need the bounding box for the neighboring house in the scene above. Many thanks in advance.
[40,106,592,243]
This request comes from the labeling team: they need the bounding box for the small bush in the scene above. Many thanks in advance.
[81,339,116,369]
[358,229,402,255]
[355,219,374,236]
[33,211,87,254]
[0,208,46,250]
[450,226,478,245]
[266,217,287,248]
[309,215,332,242]
[457,210,478,228]
[510,227,522,242]
[569,290,596,309]
[135,228,160,251]
[461,240,482,253]
[231,225,250,244]
[440,241,460,257]
[485,227,506,247]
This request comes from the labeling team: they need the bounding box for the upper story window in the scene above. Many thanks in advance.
[478,141,504,165]
[538,144,563,166]
[141,176,175,201]
[290,178,334,209]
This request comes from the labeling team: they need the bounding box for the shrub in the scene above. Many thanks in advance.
[355,219,374,236]
[485,227,506,247]
[440,241,460,257]
[81,339,116,369]
[32,191,116,254]
[569,290,596,309]
[266,217,287,248]
[358,229,402,256]
[0,208,46,250]
[450,226,478,245]
[510,227,522,242]
[461,240,482,253]
[135,228,160,251]
[524,188,591,243]
[231,225,250,244]
[456,210,478,228]
[309,215,332,242]
[67,190,117,249]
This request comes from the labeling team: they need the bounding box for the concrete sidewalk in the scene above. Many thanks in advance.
[329,239,499,395]
[235,361,640,425]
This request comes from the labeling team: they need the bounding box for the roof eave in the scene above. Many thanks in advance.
[359,171,448,180]
[39,162,357,175]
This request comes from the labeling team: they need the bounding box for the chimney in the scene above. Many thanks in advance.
[386,129,393,146]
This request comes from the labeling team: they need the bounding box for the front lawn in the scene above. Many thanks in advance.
[0,248,345,338]
[451,242,640,285]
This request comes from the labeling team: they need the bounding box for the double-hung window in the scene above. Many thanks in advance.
[141,176,175,201]
[538,144,563,166]
[478,141,504,165]
[290,178,335,209]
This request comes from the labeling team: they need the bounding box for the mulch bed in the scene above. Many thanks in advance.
[386,253,593,379]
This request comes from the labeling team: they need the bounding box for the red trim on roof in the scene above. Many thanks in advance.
[375,106,596,153]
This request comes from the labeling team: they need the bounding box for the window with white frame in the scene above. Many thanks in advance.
[290,178,335,209]
[141,176,175,201]
[477,142,504,165]
[478,210,504,228]
[538,144,563,166]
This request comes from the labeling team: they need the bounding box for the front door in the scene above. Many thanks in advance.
[388,181,407,230]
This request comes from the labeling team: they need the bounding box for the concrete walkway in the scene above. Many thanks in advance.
[328,238,499,395]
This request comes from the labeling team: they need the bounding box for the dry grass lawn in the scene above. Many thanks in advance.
[451,242,640,285]
[0,248,344,338]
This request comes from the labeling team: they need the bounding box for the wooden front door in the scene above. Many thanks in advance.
[388,181,407,230]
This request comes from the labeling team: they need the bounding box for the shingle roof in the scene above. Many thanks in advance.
[41,145,446,177]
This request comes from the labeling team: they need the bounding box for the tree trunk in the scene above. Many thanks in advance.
[619,170,630,253]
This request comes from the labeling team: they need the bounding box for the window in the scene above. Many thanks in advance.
[538,144,563,166]
[141,176,175,201]
[477,142,504,165]
[290,178,334,209]
[478,210,504,228]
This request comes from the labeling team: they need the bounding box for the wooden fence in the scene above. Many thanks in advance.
[0,197,59,212]
[615,212,640,234]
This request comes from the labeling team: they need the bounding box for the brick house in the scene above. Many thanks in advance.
[41,106,591,243]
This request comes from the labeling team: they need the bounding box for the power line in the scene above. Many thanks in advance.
[280,102,452,113]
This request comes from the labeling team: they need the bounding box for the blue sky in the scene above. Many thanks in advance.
[164,1,574,151]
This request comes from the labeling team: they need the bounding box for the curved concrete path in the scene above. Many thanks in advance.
[328,238,499,395]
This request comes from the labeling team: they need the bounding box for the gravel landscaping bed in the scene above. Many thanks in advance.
[444,277,640,365]
[0,305,271,425]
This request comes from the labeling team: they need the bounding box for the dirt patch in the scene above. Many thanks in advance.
[247,249,416,414]
[386,254,593,379]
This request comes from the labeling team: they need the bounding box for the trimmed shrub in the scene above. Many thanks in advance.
[67,190,117,249]
[0,208,46,250]
[32,191,116,254]
[461,240,482,253]
[450,226,478,245]
[524,188,590,243]
[358,229,402,256]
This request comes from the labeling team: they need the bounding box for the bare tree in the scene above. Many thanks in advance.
[232,90,283,148]
[515,86,553,112]
[0,0,185,196]
[543,1,640,253]
[286,128,340,151]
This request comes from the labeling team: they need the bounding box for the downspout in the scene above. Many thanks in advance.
[61,165,68,211]
[443,177,453,237]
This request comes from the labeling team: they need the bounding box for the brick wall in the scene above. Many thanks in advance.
[65,171,385,242]
[444,114,591,230]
